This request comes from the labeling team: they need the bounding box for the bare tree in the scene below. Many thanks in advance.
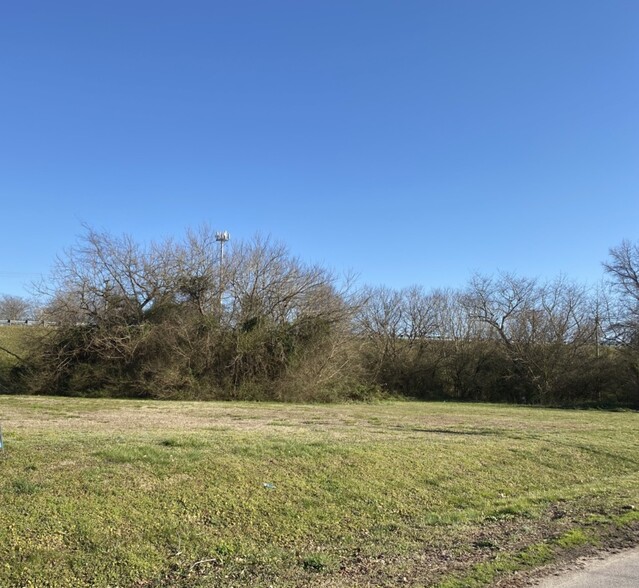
[355,285,448,396]
[27,227,359,399]
[463,272,597,403]
[221,236,356,396]
[603,239,639,344]
[427,288,495,400]
[355,285,405,384]
[36,226,174,327]
[0,294,34,320]
[601,240,639,403]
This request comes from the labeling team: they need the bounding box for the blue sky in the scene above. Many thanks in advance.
[1,1,637,298]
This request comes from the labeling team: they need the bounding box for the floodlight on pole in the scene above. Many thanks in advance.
[215,231,230,312]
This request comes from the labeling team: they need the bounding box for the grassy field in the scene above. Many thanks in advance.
[1,397,638,587]
[0,326,34,364]
[0,326,41,392]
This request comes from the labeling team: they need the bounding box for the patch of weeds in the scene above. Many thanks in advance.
[473,538,498,550]
[12,478,40,495]
[614,509,639,525]
[488,503,532,520]
[158,436,208,449]
[585,513,612,525]
[437,543,554,587]
[159,438,180,447]
[515,543,554,567]
[554,528,593,548]
[215,541,236,557]
[301,553,334,572]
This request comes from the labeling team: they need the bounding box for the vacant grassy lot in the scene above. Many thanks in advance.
[1,397,638,587]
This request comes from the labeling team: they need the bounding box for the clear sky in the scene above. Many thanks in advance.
[1,1,637,298]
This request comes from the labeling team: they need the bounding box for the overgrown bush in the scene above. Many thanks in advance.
[3,230,638,407]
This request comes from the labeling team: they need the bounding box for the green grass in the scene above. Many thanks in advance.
[0,397,638,587]
[0,326,43,392]
[0,326,39,363]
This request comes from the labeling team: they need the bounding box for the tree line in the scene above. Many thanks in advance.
[2,227,638,406]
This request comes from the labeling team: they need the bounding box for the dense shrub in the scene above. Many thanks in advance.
[3,230,638,407]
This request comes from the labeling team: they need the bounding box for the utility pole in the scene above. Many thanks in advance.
[215,231,230,314]
[593,288,602,360]
[595,310,600,359]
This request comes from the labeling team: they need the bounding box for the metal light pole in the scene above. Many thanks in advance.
[215,231,230,313]
[595,310,600,359]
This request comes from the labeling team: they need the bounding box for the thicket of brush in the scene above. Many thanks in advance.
[3,227,638,406]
